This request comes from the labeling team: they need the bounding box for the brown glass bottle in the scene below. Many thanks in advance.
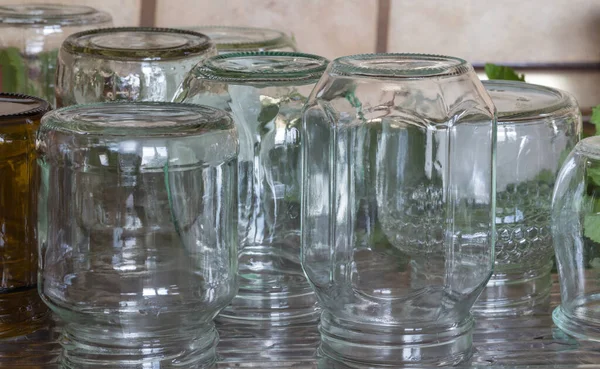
[0,93,50,338]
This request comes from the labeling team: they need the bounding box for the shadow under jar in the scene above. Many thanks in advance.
[174,52,328,332]
[302,53,496,367]
[0,93,51,339]
[55,27,216,107]
[0,4,112,106]
[473,80,582,317]
[36,103,239,369]
[552,136,600,341]
[188,26,297,53]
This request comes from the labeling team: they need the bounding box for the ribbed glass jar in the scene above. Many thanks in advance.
[175,52,328,334]
[0,4,112,105]
[36,102,239,369]
[190,26,297,53]
[0,93,51,339]
[55,27,215,107]
[473,80,582,317]
[302,53,496,367]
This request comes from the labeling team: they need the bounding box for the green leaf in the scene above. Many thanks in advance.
[0,47,27,93]
[484,63,525,82]
[591,104,600,135]
[585,213,600,244]
[588,166,600,188]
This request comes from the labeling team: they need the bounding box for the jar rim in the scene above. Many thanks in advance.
[330,53,472,78]
[483,80,579,123]
[189,26,294,52]
[62,27,214,61]
[40,102,234,137]
[0,4,111,26]
[193,51,329,84]
[0,93,50,122]
[577,136,600,159]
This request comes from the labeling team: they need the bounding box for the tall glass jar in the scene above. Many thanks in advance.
[0,4,112,105]
[174,52,328,331]
[190,26,297,53]
[55,27,215,107]
[473,80,581,316]
[302,54,496,366]
[0,93,51,339]
[36,102,239,369]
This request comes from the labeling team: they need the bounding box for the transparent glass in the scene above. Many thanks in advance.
[174,52,328,334]
[189,26,297,53]
[552,136,600,341]
[0,4,112,105]
[36,103,239,369]
[302,53,496,367]
[55,27,216,107]
[473,80,582,317]
[0,93,51,338]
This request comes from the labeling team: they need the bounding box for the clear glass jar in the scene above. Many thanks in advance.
[55,27,215,107]
[552,136,600,341]
[0,4,112,105]
[302,54,496,366]
[175,52,328,330]
[36,102,239,369]
[189,26,297,53]
[474,80,582,317]
[0,93,51,338]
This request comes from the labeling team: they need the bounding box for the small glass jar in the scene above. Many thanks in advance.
[552,136,600,341]
[175,52,328,332]
[302,54,496,366]
[0,4,112,105]
[473,80,582,317]
[36,102,239,368]
[0,93,51,338]
[55,27,215,107]
[190,26,297,53]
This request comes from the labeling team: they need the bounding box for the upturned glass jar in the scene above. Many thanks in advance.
[189,26,297,53]
[473,80,581,317]
[0,93,51,338]
[55,27,215,107]
[174,52,328,330]
[302,53,496,367]
[552,136,600,341]
[0,4,112,105]
[36,102,239,369]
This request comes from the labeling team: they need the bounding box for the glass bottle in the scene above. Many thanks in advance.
[302,53,496,366]
[0,93,51,338]
[36,102,239,369]
[0,4,112,105]
[474,80,581,316]
[189,26,297,53]
[174,52,328,333]
[552,136,600,341]
[55,27,215,107]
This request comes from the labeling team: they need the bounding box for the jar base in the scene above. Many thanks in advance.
[59,323,218,369]
[553,304,600,342]
[318,311,474,367]
[472,262,552,317]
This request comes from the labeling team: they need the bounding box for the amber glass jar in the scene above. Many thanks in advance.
[0,93,50,338]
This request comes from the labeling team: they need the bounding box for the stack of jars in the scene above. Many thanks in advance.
[2,3,600,369]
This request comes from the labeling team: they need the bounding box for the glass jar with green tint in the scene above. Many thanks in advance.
[55,27,215,107]
[175,52,328,336]
[190,26,297,53]
[0,4,112,105]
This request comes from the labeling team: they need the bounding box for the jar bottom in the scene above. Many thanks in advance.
[318,311,474,367]
[0,287,49,339]
[472,262,553,317]
[553,303,600,342]
[59,322,218,369]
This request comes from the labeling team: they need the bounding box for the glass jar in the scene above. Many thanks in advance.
[302,54,496,366]
[0,4,112,105]
[473,80,582,317]
[552,136,600,341]
[189,26,297,53]
[0,93,51,339]
[36,102,239,368]
[55,27,215,107]
[175,52,328,331]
